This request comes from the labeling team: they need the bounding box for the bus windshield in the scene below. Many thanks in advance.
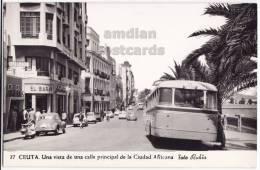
[174,88,204,108]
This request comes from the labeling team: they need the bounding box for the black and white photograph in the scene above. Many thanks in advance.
[1,0,258,168]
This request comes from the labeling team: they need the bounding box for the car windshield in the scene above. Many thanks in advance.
[174,88,204,108]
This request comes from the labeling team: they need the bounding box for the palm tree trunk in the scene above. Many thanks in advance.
[217,92,222,114]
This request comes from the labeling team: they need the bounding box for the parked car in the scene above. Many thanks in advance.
[73,113,88,127]
[86,112,97,123]
[127,113,137,121]
[107,111,114,118]
[95,112,104,122]
[114,110,121,116]
[119,111,127,119]
[35,113,66,135]
[137,103,144,110]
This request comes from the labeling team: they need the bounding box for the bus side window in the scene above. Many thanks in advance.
[159,88,172,105]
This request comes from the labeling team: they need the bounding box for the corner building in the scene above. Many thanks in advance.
[5,2,88,121]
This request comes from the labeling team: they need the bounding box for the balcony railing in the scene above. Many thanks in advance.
[21,32,39,38]
[37,71,49,76]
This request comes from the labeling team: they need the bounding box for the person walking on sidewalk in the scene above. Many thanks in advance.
[79,112,84,128]
[23,109,29,124]
[28,108,36,122]
[35,109,41,123]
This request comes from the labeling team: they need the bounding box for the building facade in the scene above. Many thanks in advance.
[99,45,117,110]
[119,61,135,106]
[4,2,88,124]
[81,27,112,113]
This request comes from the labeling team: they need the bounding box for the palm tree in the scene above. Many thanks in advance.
[183,3,257,112]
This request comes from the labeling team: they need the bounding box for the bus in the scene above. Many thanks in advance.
[144,80,225,148]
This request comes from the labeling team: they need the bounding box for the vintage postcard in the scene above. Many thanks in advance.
[1,0,258,168]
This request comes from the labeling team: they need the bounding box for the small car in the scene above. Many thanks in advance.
[86,112,97,123]
[73,113,88,127]
[127,113,137,121]
[107,111,114,118]
[114,110,121,116]
[35,113,66,135]
[119,111,127,119]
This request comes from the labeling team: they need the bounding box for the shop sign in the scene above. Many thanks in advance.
[56,84,66,93]
[7,76,23,97]
[25,84,53,94]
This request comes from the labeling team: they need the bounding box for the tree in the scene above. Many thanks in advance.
[138,89,151,103]
[182,3,257,112]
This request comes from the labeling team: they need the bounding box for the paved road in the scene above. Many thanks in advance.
[4,109,257,151]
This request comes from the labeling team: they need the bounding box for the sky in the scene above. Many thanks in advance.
[87,2,230,91]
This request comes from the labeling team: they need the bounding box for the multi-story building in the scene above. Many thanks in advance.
[4,2,88,124]
[119,61,135,106]
[99,45,117,110]
[81,27,111,113]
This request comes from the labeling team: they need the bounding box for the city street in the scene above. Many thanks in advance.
[4,108,256,151]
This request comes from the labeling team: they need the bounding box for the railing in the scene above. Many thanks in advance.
[37,71,49,76]
[223,114,257,134]
[21,32,39,38]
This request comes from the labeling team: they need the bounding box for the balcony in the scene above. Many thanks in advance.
[46,2,55,7]
[21,32,39,39]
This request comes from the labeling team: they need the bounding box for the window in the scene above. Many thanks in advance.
[74,37,77,57]
[67,34,70,48]
[174,89,204,108]
[73,71,79,85]
[56,62,65,79]
[206,91,217,109]
[68,68,72,80]
[25,56,32,71]
[46,13,53,40]
[20,12,40,38]
[159,88,172,105]
[57,18,61,43]
[36,57,49,76]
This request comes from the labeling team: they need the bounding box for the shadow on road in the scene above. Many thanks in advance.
[147,136,221,151]
[4,137,24,143]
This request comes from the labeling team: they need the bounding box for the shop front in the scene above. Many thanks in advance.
[4,75,24,133]
[24,83,53,113]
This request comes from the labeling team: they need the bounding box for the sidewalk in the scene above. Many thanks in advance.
[225,130,257,150]
[3,124,74,143]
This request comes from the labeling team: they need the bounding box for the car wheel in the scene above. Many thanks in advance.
[36,132,40,136]
[55,127,59,135]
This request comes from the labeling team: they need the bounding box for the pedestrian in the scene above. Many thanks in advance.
[61,110,67,122]
[79,112,84,128]
[28,108,36,122]
[106,110,110,122]
[23,109,29,124]
[35,108,41,123]
[11,107,18,131]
